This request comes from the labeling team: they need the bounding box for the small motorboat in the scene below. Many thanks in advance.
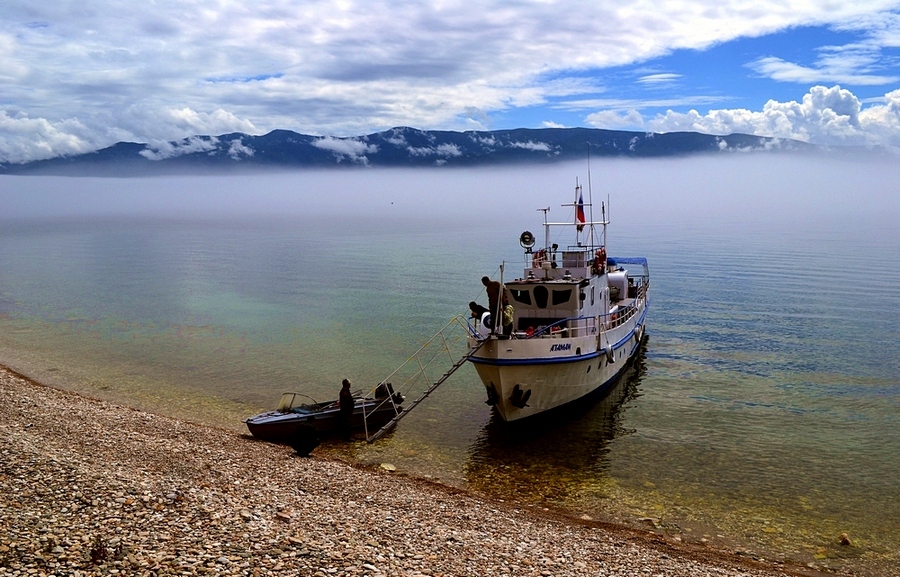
[244,384,403,455]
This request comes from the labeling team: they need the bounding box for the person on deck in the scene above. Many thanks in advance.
[469,301,489,319]
[501,303,514,336]
[482,276,505,315]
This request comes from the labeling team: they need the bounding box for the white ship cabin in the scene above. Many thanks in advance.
[504,247,648,339]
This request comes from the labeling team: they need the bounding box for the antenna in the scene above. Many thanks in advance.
[603,196,608,249]
[538,206,550,251]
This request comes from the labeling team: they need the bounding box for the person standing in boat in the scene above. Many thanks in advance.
[339,378,354,437]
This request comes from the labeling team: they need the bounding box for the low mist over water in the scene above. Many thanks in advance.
[3,153,897,231]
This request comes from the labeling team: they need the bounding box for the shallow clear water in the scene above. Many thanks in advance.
[1,160,898,573]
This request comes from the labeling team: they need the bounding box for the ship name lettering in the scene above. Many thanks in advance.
[550,343,571,352]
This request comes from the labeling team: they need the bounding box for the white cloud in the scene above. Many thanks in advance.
[407,146,435,157]
[386,135,408,147]
[155,108,258,137]
[227,138,255,160]
[0,31,29,83]
[638,85,900,148]
[435,143,462,157]
[0,112,95,163]
[566,95,730,112]
[470,134,498,146]
[749,55,899,85]
[584,109,646,131]
[140,136,219,161]
[858,87,900,144]
[510,140,553,152]
[312,136,378,164]
[407,143,463,157]
[637,73,682,85]
[714,136,795,152]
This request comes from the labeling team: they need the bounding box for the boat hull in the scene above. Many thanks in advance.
[244,399,399,443]
[470,310,647,422]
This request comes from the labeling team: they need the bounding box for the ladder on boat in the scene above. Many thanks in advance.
[363,316,484,443]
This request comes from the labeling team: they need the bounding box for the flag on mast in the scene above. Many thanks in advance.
[576,193,586,232]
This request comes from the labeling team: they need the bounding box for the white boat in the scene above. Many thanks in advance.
[467,180,649,422]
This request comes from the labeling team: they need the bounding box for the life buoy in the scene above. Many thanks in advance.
[477,312,493,337]
[593,247,607,275]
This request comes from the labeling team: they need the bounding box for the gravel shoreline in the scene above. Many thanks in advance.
[0,366,839,577]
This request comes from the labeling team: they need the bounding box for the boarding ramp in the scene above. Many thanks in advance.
[363,315,483,443]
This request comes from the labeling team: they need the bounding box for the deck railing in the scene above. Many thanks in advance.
[468,281,648,339]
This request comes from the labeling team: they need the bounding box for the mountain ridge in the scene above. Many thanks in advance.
[1,126,813,175]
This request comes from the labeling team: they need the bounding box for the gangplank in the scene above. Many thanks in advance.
[363,315,484,443]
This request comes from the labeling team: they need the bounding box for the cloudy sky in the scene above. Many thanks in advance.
[2,1,900,164]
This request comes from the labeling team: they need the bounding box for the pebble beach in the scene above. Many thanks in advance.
[0,365,850,577]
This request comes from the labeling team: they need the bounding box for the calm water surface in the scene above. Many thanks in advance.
[1,162,898,574]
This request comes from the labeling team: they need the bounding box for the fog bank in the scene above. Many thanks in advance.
[2,154,897,237]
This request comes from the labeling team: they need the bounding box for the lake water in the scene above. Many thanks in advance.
[1,156,898,574]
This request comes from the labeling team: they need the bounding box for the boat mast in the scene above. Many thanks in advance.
[539,206,550,252]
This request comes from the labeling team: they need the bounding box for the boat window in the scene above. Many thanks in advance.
[277,393,296,411]
[510,288,532,306]
[552,289,572,306]
[533,286,549,308]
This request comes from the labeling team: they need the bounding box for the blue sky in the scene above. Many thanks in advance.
[2,1,900,164]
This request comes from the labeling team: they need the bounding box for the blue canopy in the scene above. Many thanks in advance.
[608,256,649,277]
[609,257,648,266]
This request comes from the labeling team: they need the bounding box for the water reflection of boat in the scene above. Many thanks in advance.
[467,179,649,422]
[464,346,647,502]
